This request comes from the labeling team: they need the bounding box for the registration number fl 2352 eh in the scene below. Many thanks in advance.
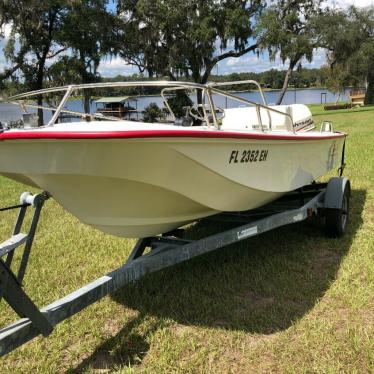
[229,149,269,164]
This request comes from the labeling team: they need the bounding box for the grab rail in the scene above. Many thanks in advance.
[208,80,273,130]
[160,86,210,126]
[7,101,122,122]
[208,80,269,105]
[4,80,295,132]
[209,86,295,133]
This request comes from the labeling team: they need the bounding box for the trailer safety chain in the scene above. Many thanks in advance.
[0,203,30,212]
[338,139,346,177]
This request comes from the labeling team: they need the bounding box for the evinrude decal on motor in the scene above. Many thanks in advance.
[229,149,268,164]
[294,117,315,131]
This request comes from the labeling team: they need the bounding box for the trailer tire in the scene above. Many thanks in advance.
[325,184,350,238]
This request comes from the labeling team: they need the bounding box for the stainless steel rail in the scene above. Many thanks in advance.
[208,80,269,105]
[7,101,122,122]
[5,80,295,132]
[8,81,207,100]
[208,80,273,130]
[160,86,214,127]
[210,86,295,132]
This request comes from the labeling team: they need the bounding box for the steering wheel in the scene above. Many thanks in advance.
[188,104,225,122]
[188,104,206,122]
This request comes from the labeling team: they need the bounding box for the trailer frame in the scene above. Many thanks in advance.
[0,177,350,356]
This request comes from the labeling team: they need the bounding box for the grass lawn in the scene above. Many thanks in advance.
[0,105,373,373]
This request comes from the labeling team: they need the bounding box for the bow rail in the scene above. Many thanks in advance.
[3,80,295,132]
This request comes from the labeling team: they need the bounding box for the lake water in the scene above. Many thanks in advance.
[0,88,348,123]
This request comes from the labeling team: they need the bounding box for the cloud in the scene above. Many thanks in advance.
[0,41,8,73]
[217,48,328,75]
[326,0,373,7]
[97,57,138,77]
[1,24,12,39]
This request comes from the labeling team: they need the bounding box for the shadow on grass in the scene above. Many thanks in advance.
[70,188,366,371]
[67,313,160,373]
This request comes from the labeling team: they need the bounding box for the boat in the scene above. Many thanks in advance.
[349,89,366,106]
[0,80,346,238]
[94,96,139,119]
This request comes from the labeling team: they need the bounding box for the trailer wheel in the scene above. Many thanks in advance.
[325,184,350,237]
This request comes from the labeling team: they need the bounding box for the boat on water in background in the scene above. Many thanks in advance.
[94,96,139,119]
[349,89,366,106]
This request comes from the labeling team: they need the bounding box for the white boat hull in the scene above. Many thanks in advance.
[0,128,345,237]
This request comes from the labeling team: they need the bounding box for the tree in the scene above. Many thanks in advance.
[167,90,193,118]
[47,56,82,87]
[321,64,350,103]
[143,102,165,122]
[0,0,67,125]
[315,6,374,104]
[116,0,265,102]
[256,0,325,104]
[261,69,284,89]
[58,0,117,113]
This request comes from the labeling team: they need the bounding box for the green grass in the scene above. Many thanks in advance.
[0,105,373,373]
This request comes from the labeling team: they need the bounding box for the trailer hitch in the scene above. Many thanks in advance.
[0,192,53,339]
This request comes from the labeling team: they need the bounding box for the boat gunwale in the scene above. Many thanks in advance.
[0,129,346,141]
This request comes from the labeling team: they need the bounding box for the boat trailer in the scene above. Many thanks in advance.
[0,177,350,356]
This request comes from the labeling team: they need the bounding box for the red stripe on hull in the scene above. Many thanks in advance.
[0,129,346,141]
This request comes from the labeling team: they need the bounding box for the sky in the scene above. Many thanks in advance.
[1,0,373,78]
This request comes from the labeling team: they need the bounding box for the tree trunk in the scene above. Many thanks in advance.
[36,67,45,127]
[196,89,203,106]
[79,53,91,115]
[276,61,296,105]
[84,94,90,114]
[364,67,374,105]
[335,92,341,104]
[192,64,215,107]
[37,95,44,126]
[191,69,203,106]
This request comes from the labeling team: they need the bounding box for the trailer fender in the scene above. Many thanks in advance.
[324,177,351,209]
